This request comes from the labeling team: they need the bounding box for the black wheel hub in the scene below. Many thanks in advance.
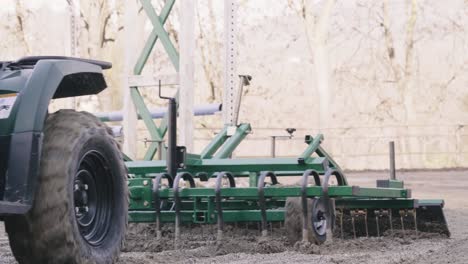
[73,150,114,246]
[312,200,327,236]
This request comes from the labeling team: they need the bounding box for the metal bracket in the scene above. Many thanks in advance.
[176,146,186,169]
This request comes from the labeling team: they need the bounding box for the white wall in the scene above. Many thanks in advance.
[2,0,467,170]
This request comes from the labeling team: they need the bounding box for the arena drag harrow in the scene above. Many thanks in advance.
[124,86,450,246]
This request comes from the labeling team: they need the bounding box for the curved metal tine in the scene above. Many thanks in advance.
[376,216,380,237]
[389,209,393,235]
[351,211,357,239]
[214,172,235,242]
[374,210,380,237]
[173,172,195,249]
[364,209,369,237]
[301,169,320,242]
[258,171,278,237]
[400,210,406,235]
[413,209,418,235]
[152,173,172,240]
[340,209,344,239]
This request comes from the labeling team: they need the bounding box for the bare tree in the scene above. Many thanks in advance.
[381,0,418,123]
[197,0,223,102]
[288,0,336,130]
[74,0,125,112]
[14,0,31,54]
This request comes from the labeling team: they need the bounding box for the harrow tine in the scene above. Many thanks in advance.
[413,209,418,235]
[333,202,448,239]
[374,209,396,237]
[364,210,369,237]
[173,174,182,248]
[257,171,278,237]
[399,210,406,234]
[339,209,344,239]
[214,172,235,242]
[375,214,380,237]
[214,172,225,242]
[347,209,369,238]
[389,209,393,235]
[152,173,172,240]
[351,212,356,239]
[173,172,196,248]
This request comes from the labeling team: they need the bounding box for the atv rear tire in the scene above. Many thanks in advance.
[5,110,128,264]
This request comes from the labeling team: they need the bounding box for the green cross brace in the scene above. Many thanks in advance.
[130,0,180,161]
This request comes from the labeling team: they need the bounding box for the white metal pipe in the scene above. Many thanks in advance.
[179,0,197,152]
[95,103,222,122]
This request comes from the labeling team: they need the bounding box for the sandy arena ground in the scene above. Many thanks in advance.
[0,170,466,263]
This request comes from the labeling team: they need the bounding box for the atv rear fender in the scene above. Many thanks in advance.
[0,57,110,214]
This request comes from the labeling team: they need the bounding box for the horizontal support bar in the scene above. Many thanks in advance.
[126,157,328,175]
[129,209,286,223]
[133,185,409,200]
[356,187,410,198]
[128,74,179,87]
[96,103,221,122]
[335,198,417,209]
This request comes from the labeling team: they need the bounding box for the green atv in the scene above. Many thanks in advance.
[0,56,127,263]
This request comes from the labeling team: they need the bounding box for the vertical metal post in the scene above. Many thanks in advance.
[179,0,196,152]
[223,0,238,126]
[389,141,396,180]
[167,99,177,178]
[157,141,163,160]
[232,75,251,126]
[270,136,276,158]
[67,0,79,109]
[123,0,139,159]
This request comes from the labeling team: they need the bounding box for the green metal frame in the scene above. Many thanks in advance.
[114,0,447,228]
[130,0,180,161]
[124,127,428,224]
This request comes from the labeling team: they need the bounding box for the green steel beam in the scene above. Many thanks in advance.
[134,0,175,74]
[316,145,344,175]
[298,134,323,161]
[200,126,229,159]
[150,186,408,199]
[130,88,164,160]
[355,187,409,198]
[128,179,410,210]
[126,156,328,175]
[417,199,445,207]
[335,198,417,209]
[213,124,251,159]
[129,210,286,223]
[128,0,181,160]
[140,0,180,70]
[197,157,325,174]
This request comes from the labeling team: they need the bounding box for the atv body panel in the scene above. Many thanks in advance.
[0,56,110,214]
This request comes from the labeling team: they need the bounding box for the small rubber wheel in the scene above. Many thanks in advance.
[5,110,128,264]
[310,198,327,244]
